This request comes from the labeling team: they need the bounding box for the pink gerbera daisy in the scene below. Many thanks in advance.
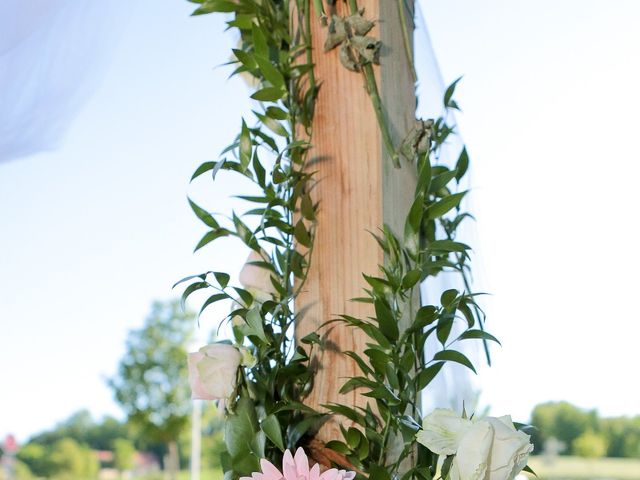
[241,448,356,480]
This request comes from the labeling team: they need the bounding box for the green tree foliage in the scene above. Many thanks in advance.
[530,401,640,458]
[109,300,195,480]
[601,416,640,458]
[17,442,53,478]
[531,401,596,454]
[572,430,608,458]
[28,410,130,451]
[112,438,136,473]
[48,438,99,479]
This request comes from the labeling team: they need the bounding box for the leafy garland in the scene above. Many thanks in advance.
[178,1,506,479]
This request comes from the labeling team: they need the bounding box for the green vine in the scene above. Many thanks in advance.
[178,0,322,476]
[179,1,504,480]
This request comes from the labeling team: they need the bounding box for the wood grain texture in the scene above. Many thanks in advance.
[295,0,416,444]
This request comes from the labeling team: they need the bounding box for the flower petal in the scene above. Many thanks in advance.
[282,449,297,480]
[416,408,473,455]
[260,459,284,480]
[485,417,533,480]
[294,447,310,478]
[453,420,494,480]
[319,468,340,480]
[187,352,215,400]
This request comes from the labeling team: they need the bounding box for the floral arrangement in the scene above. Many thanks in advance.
[177,1,534,479]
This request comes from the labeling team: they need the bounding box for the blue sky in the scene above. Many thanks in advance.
[1,0,639,441]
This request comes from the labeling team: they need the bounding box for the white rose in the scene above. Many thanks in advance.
[239,250,277,302]
[416,409,533,480]
[187,343,242,400]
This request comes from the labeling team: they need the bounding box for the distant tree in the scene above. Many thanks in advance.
[109,300,195,480]
[530,401,596,454]
[112,438,136,474]
[573,430,608,458]
[49,438,99,479]
[27,410,131,452]
[87,416,131,451]
[17,442,53,478]
[602,415,640,458]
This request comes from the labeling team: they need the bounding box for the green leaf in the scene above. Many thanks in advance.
[240,120,252,171]
[444,76,463,108]
[191,161,215,181]
[440,289,459,308]
[234,287,254,307]
[245,307,267,342]
[194,229,228,252]
[180,281,208,310]
[433,350,477,374]
[385,362,400,390]
[459,329,501,345]
[254,111,289,137]
[294,220,312,248]
[415,362,444,390]
[455,147,469,182]
[426,192,467,219]
[429,170,457,194]
[172,273,206,289]
[213,272,230,288]
[325,440,349,454]
[252,154,266,187]
[300,193,315,220]
[251,87,285,102]
[225,395,260,474]
[346,427,362,449]
[300,332,321,344]
[436,316,454,345]
[416,152,432,195]
[199,293,227,316]
[261,414,285,451]
[265,106,288,120]
[189,199,219,229]
[427,240,470,254]
[408,192,424,232]
[374,299,399,341]
[401,269,422,289]
[233,49,257,70]
[413,305,438,330]
[287,414,325,447]
[251,24,268,58]
[369,463,392,480]
[254,55,285,89]
[192,0,238,15]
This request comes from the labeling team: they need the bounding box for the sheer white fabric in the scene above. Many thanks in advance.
[415,1,487,414]
[0,0,123,163]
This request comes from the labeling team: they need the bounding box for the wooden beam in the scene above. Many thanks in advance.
[296,0,416,444]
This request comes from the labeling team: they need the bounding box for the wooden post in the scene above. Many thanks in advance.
[296,0,417,444]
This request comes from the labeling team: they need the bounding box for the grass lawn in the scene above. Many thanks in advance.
[176,469,224,480]
[525,455,640,480]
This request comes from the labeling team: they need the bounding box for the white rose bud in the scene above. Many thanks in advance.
[187,343,242,400]
[239,250,277,302]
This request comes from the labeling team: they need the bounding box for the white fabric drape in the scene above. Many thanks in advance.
[0,0,123,163]
[415,1,487,414]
